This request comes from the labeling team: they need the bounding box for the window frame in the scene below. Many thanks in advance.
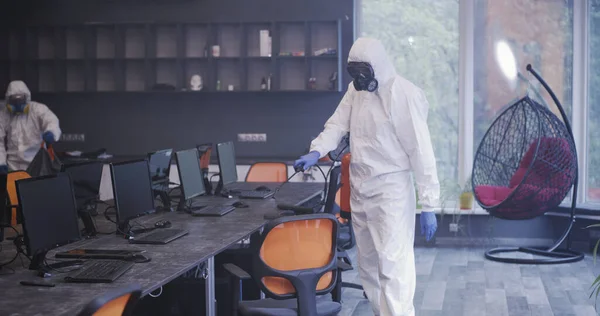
[355,0,599,211]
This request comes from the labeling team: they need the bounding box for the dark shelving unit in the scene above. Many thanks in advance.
[0,20,342,94]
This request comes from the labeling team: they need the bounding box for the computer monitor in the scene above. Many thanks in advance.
[148,149,173,187]
[63,162,104,237]
[110,160,155,236]
[16,173,81,270]
[175,148,206,210]
[215,141,238,195]
[63,162,103,210]
[0,173,7,242]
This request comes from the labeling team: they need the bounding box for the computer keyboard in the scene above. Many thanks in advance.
[191,204,236,217]
[130,228,189,244]
[236,190,274,199]
[64,260,134,283]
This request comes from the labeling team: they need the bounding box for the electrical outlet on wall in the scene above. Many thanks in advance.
[449,223,458,233]
[238,134,267,142]
[60,133,85,142]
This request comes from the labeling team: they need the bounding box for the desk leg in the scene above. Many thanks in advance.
[205,256,216,316]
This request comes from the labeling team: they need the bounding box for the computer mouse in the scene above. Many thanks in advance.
[233,201,249,208]
[255,186,270,191]
[154,220,171,229]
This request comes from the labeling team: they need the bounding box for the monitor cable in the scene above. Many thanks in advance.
[273,144,348,214]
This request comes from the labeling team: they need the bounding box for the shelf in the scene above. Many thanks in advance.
[4,20,342,93]
[309,55,338,59]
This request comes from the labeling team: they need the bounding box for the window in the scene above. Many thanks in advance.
[588,0,600,202]
[359,0,460,196]
[473,0,574,148]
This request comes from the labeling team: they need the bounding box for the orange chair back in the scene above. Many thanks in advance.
[259,216,336,296]
[77,284,141,316]
[246,162,288,183]
[340,153,351,219]
[7,171,31,226]
[199,147,212,170]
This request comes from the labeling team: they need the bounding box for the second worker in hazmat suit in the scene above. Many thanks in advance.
[294,38,440,316]
[0,80,61,173]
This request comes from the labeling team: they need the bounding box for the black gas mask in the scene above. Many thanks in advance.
[347,62,378,92]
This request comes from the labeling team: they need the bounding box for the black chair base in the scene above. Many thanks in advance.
[485,246,584,265]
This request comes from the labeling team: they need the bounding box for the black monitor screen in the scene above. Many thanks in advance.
[16,174,80,256]
[64,162,103,209]
[176,148,205,201]
[0,174,7,241]
[217,142,238,186]
[111,160,155,225]
[149,149,173,184]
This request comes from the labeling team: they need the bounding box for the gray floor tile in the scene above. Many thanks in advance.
[566,290,594,306]
[572,305,597,316]
[421,281,446,311]
[351,300,374,316]
[506,296,530,316]
[530,304,555,316]
[549,295,576,315]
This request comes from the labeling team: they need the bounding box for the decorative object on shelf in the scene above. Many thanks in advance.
[314,48,337,56]
[212,45,221,57]
[259,30,272,57]
[279,51,305,57]
[308,77,317,90]
[329,72,338,90]
[260,77,267,91]
[216,80,221,91]
[190,75,203,91]
[228,85,234,91]
[267,73,272,91]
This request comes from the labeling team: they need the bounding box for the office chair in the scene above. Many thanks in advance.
[321,159,363,303]
[7,171,31,227]
[223,213,342,316]
[76,284,142,316]
[245,162,288,183]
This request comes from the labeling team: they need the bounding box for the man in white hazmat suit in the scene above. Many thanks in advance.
[0,80,61,173]
[294,38,440,316]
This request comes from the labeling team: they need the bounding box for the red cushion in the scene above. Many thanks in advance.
[475,185,514,207]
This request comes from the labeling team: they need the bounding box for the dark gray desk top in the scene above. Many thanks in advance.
[0,182,322,316]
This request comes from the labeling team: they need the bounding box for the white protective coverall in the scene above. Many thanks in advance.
[310,38,440,316]
[0,81,62,171]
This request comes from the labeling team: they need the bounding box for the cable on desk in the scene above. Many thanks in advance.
[149,286,163,298]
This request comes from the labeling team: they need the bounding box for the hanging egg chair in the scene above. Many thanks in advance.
[471,65,584,264]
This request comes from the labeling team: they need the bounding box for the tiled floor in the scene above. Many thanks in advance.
[337,247,600,316]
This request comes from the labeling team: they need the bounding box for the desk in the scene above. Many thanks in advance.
[0,182,322,316]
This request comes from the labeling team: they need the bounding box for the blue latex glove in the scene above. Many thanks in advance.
[0,165,7,174]
[294,151,320,171]
[420,212,438,241]
[42,131,56,144]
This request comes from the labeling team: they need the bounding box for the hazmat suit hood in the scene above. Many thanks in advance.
[348,37,397,85]
[6,80,32,102]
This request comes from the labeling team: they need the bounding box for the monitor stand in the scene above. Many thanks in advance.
[29,251,84,272]
[201,169,213,195]
[214,181,232,198]
[78,209,97,237]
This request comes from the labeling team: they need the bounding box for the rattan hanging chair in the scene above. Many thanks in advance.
[471,65,584,264]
